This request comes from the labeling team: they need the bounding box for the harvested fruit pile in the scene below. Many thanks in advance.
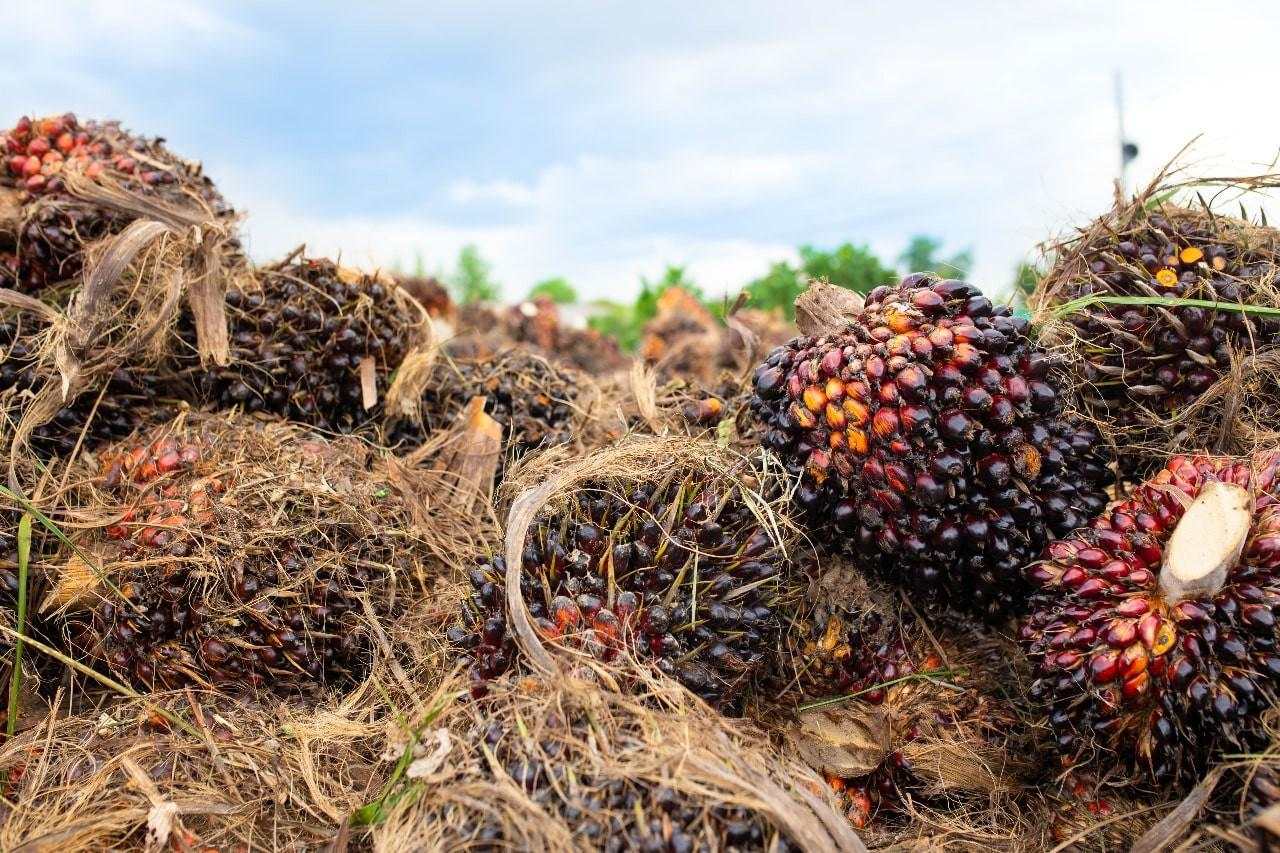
[3,117,1280,852]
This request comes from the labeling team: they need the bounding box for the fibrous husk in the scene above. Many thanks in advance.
[41,412,473,697]
[0,598,461,851]
[1031,160,1280,475]
[371,664,866,852]
[770,564,1033,836]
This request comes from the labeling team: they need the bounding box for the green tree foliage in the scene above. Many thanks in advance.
[449,244,501,304]
[527,277,578,304]
[898,235,973,280]
[635,265,702,325]
[1009,261,1042,311]
[744,243,896,319]
[587,300,644,352]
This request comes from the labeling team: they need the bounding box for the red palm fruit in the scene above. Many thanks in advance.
[751,275,1113,617]
[451,462,792,712]
[0,114,238,293]
[1033,202,1280,475]
[1022,452,1280,787]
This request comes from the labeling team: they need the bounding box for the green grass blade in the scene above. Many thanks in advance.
[1050,294,1280,320]
[5,513,31,737]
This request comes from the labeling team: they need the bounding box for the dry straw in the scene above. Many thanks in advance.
[1031,156,1280,468]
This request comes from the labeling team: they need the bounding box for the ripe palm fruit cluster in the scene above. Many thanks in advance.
[60,419,403,695]
[751,275,1113,616]
[0,113,235,292]
[453,465,791,711]
[1,312,168,458]
[431,677,800,852]
[779,566,1023,828]
[389,348,579,468]
[177,257,424,434]
[1021,452,1280,786]
[1034,203,1280,460]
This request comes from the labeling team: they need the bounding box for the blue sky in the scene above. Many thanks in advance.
[7,1,1279,302]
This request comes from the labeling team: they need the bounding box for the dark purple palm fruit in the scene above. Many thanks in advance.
[1033,203,1280,473]
[750,275,1113,617]
[0,113,238,293]
[452,467,792,712]
[1021,452,1280,788]
[174,257,424,434]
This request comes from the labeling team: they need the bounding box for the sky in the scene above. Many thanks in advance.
[6,1,1280,303]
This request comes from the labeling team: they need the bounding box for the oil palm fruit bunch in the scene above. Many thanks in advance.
[1021,452,1280,787]
[1033,195,1280,464]
[451,696,798,851]
[0,113,236,293]
[175,256,425,434]
[58,417,410,695]
[453,451,793,712]
[780,565,1024,829]
[388,348,579,470]
[751,275,1113,617]
[1,311,170,458]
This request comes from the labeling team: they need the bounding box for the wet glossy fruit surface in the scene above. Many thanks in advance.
[1022,453,1280,786]
[751,274,1113,616]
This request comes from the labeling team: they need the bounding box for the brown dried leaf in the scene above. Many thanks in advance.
[790,705,892,778]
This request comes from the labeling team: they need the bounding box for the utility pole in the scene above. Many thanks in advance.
[1114,70,1139,191]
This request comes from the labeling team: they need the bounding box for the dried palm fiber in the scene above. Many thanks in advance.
[385,344,594,484]
[1031,160,1280,476]
[43,412,454,697]
[455,436,804,714]
[0,593,462,851]
[641,286,722,382]
[370,662,865,852]
[0,114,239,294]
[0,290,177,461]
[0,132,245,477]
[769,562,1030,832]
[170,252,431,435]
[1038,786,1174,852]
[717,307,794,374]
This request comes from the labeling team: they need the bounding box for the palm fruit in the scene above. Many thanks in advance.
[1033,199,1280,466]
[405,673,810,852]
[452,462,791,712]
[393,273,455,321]
[1046,787,1164,851]
[0,113,237,293]
[1,311,170,458]
[1021,452,1280,787]
[751,275,1113,617]
[778,565,1024,829]
[459,710,797,851]
[387,348,579,470]
[58,419,407,695]
[176,257,424,433]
